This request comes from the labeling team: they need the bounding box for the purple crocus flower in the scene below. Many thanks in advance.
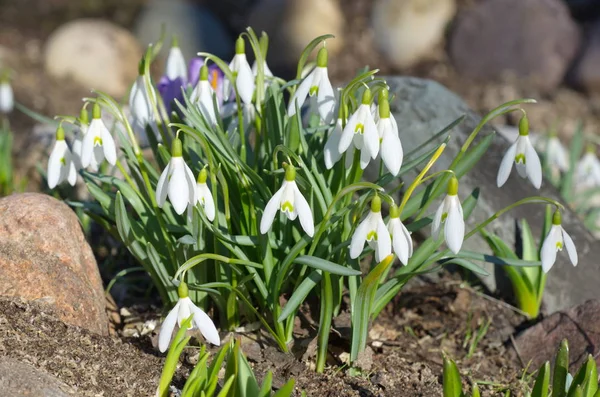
[189,57,225,107]
[158,76,185,114]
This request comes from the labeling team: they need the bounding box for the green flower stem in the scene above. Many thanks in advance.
[316,272,333,373]
[115,160,138,193]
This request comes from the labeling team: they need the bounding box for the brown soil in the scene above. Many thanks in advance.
[0,271,529,396]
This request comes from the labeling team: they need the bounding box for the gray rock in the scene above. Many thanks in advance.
[0,357,76,396]
[573,20,600,93]
[449,0,581,93]
[382,76,598,314]
[135,0,233,62]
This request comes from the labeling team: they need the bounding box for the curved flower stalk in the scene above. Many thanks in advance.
[81,104,117,168]
[388,204,412,265]
[497,114,542,189]
[190,65,218,126]
[338,88,379,169]
[540,209,578,273]
[224,37,255,105]
[158,281,220,353]
[156,137,197,215]
[287,47,335,125]
[194,168,215,222]
[0,73,14,114]
[260,164,314,237]
[350,195,391,263]
[47,125,77,189]
[576,145,600,188]
[376,92,402,176]
[432,176,464,255]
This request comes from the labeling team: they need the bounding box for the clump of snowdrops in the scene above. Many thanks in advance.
[43,29,578,377]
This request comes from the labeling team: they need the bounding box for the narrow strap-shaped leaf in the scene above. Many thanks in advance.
[553,339,570,397]
[273,379,296,397]
[531,361,550,397]
[294,255,361,276]
[443,355,463,397]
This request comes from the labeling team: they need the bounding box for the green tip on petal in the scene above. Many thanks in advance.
[92,103,101,119]
[198,168,208,183]
[361,88,372,105]
[284,164,296,181]
[552,209,562,225]
[171,35,179,48]
[171,137,183,157]
[79,107,89,124]
[390,203,400,218]
[317,47,328,68]
[56,125,65,141]
[235,37,245,54]
[200,65,209,81]
[518,114,529,136]
[177,281,189,298]
[378,97,390,119]
[447,176,459,196]
[371,195,382,213]
[586,143,596,154]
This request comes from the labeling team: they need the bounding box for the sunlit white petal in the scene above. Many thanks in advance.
[158,301,181,352]
[260,184,285,234]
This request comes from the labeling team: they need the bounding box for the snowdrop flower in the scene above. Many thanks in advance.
[540,209,577,273]
[324,117,345,169]
[224,37,255,105]
[156,137,196,215]
[0,75,14,114]
[376,93,403,176]
[47,125,77,189]
[190,65,218,126]
[338,88,379,169]
[189,58,224,107]
[349,195,392,263]
[260,164,314,237]
[387,204,412,265]
[129,64,156,130]
[287,47,335,125]
[158,281,220,353]
[252,59,273,78]
[72,107,98,172]
[576,145,600,188]
[251,34,274,79]
[544,133,569,173]
[194,168,215,222]
[432,176,464,254]
[81,104,117,168]
[165,37,187,82]
[497,114,542,189]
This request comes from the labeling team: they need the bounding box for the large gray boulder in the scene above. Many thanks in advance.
[383,77,598,314]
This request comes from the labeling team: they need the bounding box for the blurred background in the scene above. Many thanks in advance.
[0,0,597,188]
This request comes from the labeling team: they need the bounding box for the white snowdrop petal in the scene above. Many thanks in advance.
[363,110,380,159]
[391,221,409,265]
[80,127,95,168]
[431,200,445,240]
[183,163,197,209]
[359,145,372,169]
[375,217,392,263]
[0,82,14,113]
[324,120,344,169]
[236,56,255,105]
[47,142,65,189]
[155,165,170,207]
[445,201,464,254]
[198,183,216,221]
[497,141,517,187]
[293,184,314,237]
[168,160,190,215]
[381,125,403,176]
[525,138,542,189]
[540,226,560,273]
[562,228,578,267]
[158,301,181,353]
[101,129,117,165]
[189,303,220,346]
[67,157,77,186]
[401,221,413,258]
[166,47,187,81]
[260,185,285,234]
[287,69,314,116]
[316,69,335,124]
[350,216,370,259]
[339,111,359,154]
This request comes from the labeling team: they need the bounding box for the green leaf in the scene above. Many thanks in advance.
[471,383,480,397]
[278,270,322,322]
[568,355,597,397]
[553,339,570,397]
[443,356,463,397]
[258,371,273,397]
[115,192,132,245]
[441,257,490,276]
[157,315,193,397]
[294,255,362,276]
[273,379,296,397]
[531,361,550,397]
[561,120,584,202]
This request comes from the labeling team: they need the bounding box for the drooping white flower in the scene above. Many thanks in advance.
[576,146,600,188]
[252,60,273,79]
[81,104,117,168]
[497,115,542,189]
[158,282,220,353]
[376,94,403,176]
[129,73,156,131]
[349,195,392,263]
[165,39,187,81]
[287,47,335,125]
[224,37,255,105]
[71,107,96,171]
[432,176,465,254]
[324,117,345,169]
[0,79,14,114]
[190,65,218,126]
[156,137,197,215]
[194,168,215,222]
[540,209,578,273]
[47,126,77,189]
[260,164,314,237]
[544,134,569,173]
[338,89,379,169]
[387,204,412,265]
